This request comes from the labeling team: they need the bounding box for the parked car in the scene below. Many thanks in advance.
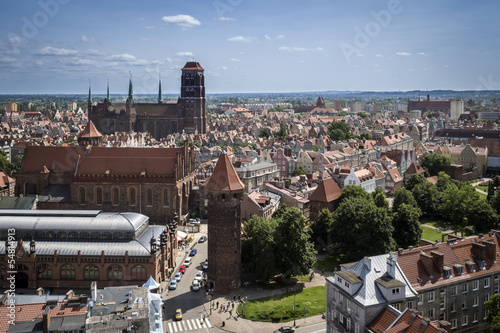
[174,272,182,282]
[189,249,197,256]
[194,271,204,281]
[198,236,207,243]
[183,257,192,267]
[273,326,294,333]
[192,279,200,291]
[179,265,186,274]
[202,260,208,271]
[175,309,182,321]
[169,280,178,290]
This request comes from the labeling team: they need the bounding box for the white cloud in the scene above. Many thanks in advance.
[279,46,323,52]
[72,58,96,66]
[227,36,254,43]
[396,52,411,56]
[85,49,102,56]
[9,36,21,44]
[264,34,272,40]
[418,52,429,56]
[219,17,235,21]
[39,46,78,56]
[109,53,136,61]
[176,51,194,57]
[230,58,241,62]
[81,35,95,42]
[161,14,201,28]
[144,26,155,30]
[375,54,384,57]
[35,60,44,66]
[165,57,173,62]
[276,35,285,39]
[131,59,150,66]
[221,66,228,70]
[0,57,16,63]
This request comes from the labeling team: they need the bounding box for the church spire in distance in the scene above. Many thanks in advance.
[158,74,162,104]
[106,79,110,102]
[88,79,92,106]
[128,72,133,103]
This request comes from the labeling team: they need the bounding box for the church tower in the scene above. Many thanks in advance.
[179,62,207,134]
[204,152,244,293]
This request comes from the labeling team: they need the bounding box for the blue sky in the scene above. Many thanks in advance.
[1,0,499,94]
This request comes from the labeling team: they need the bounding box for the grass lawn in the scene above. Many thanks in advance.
[421,225,447,243]
[475,185,488,192]
[238,285,326,322]
[476,190,487,200]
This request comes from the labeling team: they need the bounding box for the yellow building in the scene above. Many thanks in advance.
[5,102,17,112]
[436,144,487,175]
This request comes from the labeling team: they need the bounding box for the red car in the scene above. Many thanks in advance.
[179,265,186,274]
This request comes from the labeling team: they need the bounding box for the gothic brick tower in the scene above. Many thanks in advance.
[179,62,207,134]
[204,152,244,293]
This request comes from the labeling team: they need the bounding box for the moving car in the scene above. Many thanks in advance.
[169,280,177,290]
[273,327,294,333]
[179,265,186,274]
[174,272,182,282]
[194,271,204,281]
[175,309,182,321]
[183,257,192,267]
[189,249,197,256]
[192,279,200,291]
[198,236,207,243]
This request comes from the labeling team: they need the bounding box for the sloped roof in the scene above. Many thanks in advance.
[181,62,204,71]
[78,121,102,138]
[204,153,244,191]
[309,178,341,203]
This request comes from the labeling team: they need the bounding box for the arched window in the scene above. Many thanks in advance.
[163,188,169,207]
[131,265,147,280]
[91,232,100,239]
[79,187,86,205]
[112,187,119,206]
[60,264,75,280]
[107,265,123,280]
[37,264,52,279]
[129,187,136,206]
[68,231,78,239]
[80,232,90,239]
[146,188,153,207]
[95,187,103,205]
[84,265,99,280]
[57,231,67,239]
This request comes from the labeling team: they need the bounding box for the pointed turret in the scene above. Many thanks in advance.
[128,73,133,103]
[158,75,162,104]
[204,152,244,192]
[106,79,110,102]
[87,80,92,110]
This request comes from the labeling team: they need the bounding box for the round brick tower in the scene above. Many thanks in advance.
[203,152,244,293]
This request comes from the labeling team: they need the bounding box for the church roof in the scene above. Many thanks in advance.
[78,120,102,138]
[309,178,341,203]
[204,153,244,192]
[181,62,204,71]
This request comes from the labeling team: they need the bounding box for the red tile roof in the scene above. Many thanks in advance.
[78,120,102,138]
[309,178,341,203]
[204,153,244,191]
[368,307,399,333]
[0,303,45,333]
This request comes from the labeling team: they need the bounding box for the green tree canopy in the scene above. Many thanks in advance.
[259,127,271,138]
[374,192,390,211]
[331,197,394,262]
[273,123,288,138]
[291,167,307,177]
[405,173,427,192]
[327,121,352,141]
[392,203,422,248]
[392,188,419,213]
[485,294,500,332]
[420,153,452,177]
[411,182,440,217]
[311,208,334,245]
[338,185,372,205]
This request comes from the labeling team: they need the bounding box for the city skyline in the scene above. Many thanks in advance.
[1,0,499,94]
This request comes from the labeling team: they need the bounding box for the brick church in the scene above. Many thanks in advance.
[88,62,207,139]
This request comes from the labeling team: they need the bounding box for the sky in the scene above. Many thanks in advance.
[0,0,499,94]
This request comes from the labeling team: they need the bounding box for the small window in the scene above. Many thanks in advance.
[163,188,169,207]
[392,288,400,294]
[79,187,86,205]
[129,187,136,206]
[112,187,119,206]
[485,278,491,288]
[146,188,153,206]
[95,187,103,205]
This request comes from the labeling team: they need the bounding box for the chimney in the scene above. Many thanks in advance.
[439,320,452,333]
[482,241,496,262]
[420,252,434,278]
[421,317,430,326]
[387,253,397,278]
[431,251,444,274]
[91,281,98,302]
[364,257,372,271]
[472,242,487,260]
[43,306,51,333]
[398,248,404,255]
[36,287,44,296]
[66,290,74,299]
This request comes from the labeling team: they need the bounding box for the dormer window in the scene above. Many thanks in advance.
[444,266,452,278]
[465,260,476,272]
[453,263,463,276]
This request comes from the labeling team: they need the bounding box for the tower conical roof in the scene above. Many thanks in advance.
[79,120,102,138]
[204,153,244,191]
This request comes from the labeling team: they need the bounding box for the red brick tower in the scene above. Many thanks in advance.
[204,152,244,293]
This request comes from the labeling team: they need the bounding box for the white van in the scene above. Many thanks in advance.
[183,257,192,267]
[192,279,200,291]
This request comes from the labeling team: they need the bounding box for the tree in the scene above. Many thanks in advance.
[273,123,288,138]
[411,182,439,217]
[374,192,390,211]
[419,153,452,177]
[273,206,316,278]
[392,188,419,213]
[331,197,394,262]
[311,209,334,245]
[405,173,427,192]
[291,167,306,177]
[338,185,372,205]
[485,294,500,332]
[259,127,271,138]
[242,216,278,280]
[327,121,352,141]
[328,129,345,141]
[0,150,11,172]
[467,199,498,233]
[13,154,23,171]
[392,203,422,248]
[436,171,457,192]
[488,181,495,201]
[359,132,372,140]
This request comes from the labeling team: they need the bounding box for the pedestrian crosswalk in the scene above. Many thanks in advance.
[167,318,212,332]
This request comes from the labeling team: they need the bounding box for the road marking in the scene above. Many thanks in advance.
[186,319,193,330]
[167,323,173,333]
[171,321,178,333]
[182,320,188,330]
[308,330,326,333]
[205,317,212,328]
[196,318,202,329]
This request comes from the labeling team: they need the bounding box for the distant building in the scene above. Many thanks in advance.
[5,102,17,112]
[407,95,464,121]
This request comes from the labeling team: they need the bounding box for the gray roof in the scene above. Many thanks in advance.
[39,184,72,203]
[0,210,148,234]
[0,197,36,209]
[235,161,277,172]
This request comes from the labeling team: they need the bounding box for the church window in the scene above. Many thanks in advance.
[95,187,103,205]
[107,265,123,280]
[79,187,86,205]
[37,264,52,279]
[131,265,147,280]
[60,264,76,280]
[163,188,169,207]
[84,265,99,280]
[112,187,119,206]
[129,187,136,206]
[147,188,153,207]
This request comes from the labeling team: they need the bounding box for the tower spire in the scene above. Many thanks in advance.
[128,72,133,103]
[106,79,110,102]
[158,74,162,104]
[88,79,92,108]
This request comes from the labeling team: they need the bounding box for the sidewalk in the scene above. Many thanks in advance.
[207,270,328,333]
